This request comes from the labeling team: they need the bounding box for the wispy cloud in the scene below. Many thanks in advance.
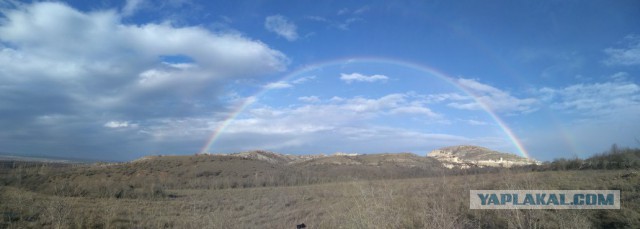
[292,75,316,84]
[335,6,368,30]
[353,6,370,14]
[104,121,136,128]
[298,96,320,103]
[340,73,389,83]
[263,75,315,90]
[265,15,298,41]
[337,8,349,15]
[122,0,145,16]
[604,35,640,66]
[337,6,369,15]
[201,93,506,153]
[449,78,539,114]
[305,16,328,22]
[390,106,440,118]
[253,93,441,125]
[336,17,363,31]
[465,119,489,126]
[540,79,640,116]
[306,6,367,31]
[263,81,293,89]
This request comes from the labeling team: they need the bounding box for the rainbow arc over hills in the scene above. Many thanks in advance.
[199,57,531,160]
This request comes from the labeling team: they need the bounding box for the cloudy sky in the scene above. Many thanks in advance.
[1,0,639,161]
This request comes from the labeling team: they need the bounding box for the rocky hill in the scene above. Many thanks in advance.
[427,145,539,169]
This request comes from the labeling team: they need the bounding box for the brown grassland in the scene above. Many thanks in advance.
[1,150,640,228]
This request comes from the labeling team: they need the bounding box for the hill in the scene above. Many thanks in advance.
[1,147,542,198]
[427,145,539,168]
[5,150,445,198]
[2,147,639,228]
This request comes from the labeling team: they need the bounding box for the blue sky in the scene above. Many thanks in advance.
[0,0,639,161]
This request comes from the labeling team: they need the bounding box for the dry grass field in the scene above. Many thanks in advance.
[2,161,639,229]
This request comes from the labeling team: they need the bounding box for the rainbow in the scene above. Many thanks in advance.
[199,57,531,159]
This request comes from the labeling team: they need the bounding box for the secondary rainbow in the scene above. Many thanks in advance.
[199,57,532,159]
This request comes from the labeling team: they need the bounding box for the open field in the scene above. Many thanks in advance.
[2,166,639,228]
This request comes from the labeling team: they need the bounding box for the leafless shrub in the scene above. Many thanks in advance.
[45,198,72,229]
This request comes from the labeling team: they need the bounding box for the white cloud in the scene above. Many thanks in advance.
[337,6,369,15]
[0,2,289,158]
[262,93,439,126]
[122,0,145,16]
[0,2,288,111]
[265,15,298,41]
[465,119,488,126]
[604,35,640,66]
[207,110,510,155]
[354,6,370,14]
[336,17,363,31]
[306,8,364,31]
[217,93,442,138]
[305,16,328,22]
[391,106,440,118]
[541,80,640,116]
[341,94,405,112]
[292,75,316,84]
[421,93,470,103]
[263,81,292,89]
[340,72,389,83]
[610,72,629,82]
[450,78,539,114]
[262,75,316,90]
[200,92,514,154]
[447,102,482,111]
[298,96,320,103]
[334,7,366,30]
[104,121,131,128]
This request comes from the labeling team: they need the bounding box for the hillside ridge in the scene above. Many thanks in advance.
[427,145,539,168]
